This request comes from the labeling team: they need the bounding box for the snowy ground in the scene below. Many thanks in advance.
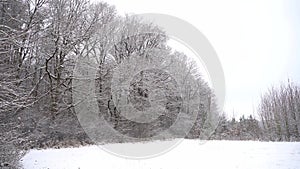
[21,140,300,169]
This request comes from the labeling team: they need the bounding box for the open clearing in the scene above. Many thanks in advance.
[21,140,300,169]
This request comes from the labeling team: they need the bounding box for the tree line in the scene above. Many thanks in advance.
[211,80,300,142]
[1,0,218,167]
[258,80,300,141]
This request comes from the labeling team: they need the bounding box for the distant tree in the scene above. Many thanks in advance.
[258,80,300,141]
[211,114,262,140]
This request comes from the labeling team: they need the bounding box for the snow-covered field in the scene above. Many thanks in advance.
[21,140,300,169]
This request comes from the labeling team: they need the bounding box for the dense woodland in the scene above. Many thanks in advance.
[0,0,300,168]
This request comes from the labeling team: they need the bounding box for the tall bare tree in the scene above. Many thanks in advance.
[258,80,300,141]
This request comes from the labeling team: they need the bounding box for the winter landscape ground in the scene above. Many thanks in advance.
[21,140,300,169]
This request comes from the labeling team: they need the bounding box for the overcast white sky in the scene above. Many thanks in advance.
[97,0,300,118]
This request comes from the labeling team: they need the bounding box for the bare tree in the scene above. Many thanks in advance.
[258,80,300,141]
